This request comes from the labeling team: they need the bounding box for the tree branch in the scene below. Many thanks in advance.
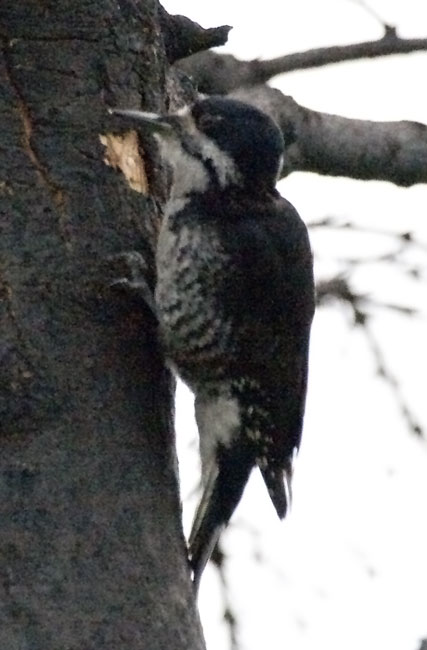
[245,31,427,82]
[178,32,427,93]
[230,86,427,186]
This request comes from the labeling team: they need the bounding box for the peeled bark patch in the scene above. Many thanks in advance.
[100,131,149,195]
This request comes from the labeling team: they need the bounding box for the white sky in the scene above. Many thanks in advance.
[162,1,427,649]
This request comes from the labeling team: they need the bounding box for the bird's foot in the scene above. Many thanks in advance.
[107,251,157,321]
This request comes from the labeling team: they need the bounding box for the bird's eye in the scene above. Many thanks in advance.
[197,113,224,132]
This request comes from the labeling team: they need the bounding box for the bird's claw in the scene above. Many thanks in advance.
[107,251,157,320]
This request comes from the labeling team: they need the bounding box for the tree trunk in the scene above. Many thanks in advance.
[0,1,204,647]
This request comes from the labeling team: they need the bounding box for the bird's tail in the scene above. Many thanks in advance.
[189,455,252,592]
[259,456,294,520]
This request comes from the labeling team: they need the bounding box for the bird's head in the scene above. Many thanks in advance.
[110,97,284,199]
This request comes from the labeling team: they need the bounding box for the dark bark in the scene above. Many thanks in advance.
[158,4,231,64]
[0,1,204,648]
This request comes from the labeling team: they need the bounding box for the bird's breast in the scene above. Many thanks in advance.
[155,215,232,381]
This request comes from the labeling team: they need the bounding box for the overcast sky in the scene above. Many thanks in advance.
[162,2,427,649]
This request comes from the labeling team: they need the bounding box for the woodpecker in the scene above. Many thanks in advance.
[111,97,315,589]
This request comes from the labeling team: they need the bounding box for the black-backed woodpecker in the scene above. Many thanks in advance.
[112,97,315,590]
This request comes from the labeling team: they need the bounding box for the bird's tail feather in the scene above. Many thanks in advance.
[189,457,252,591]
[259,458,293,519]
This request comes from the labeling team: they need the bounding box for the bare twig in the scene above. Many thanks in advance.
[211,544,240,650]
[364,320,423,436]
[309,218,427,280]
[347,0,393,31]
[317,275,424,437]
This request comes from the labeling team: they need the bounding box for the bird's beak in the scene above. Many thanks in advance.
[108,108,174,135]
